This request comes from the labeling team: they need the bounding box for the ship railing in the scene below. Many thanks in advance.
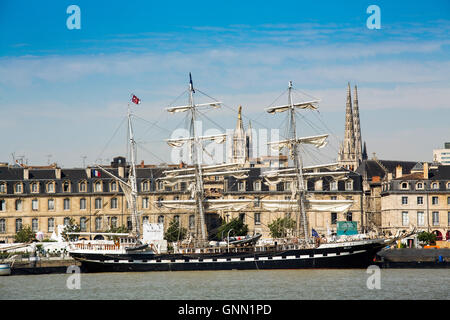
[73,243,121,251]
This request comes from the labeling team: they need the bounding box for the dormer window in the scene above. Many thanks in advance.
[31,182,39,193]
[330,181,338,191]
[14,183,23,194]
[0,182,6,193]
[238,182,245,192]
[142,180,149,192]
[431,182,439,190]
[94,181,102,192]
[345,180,353,191]
[47,182,55,193]
[253,181,261,191]
[79,181,87,192]
[400,182,409,190]
[110,181,118,192]
[157,181,164,191]
[416,182,424,190]
[447,182,450,189]
[62,181,71,192]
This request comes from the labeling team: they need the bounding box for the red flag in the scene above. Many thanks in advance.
[131,94,141,105]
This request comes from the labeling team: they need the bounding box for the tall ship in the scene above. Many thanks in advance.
[68,75,411,272]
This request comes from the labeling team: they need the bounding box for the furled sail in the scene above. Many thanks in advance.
[158,169,249,185]
[159,198,253,211]
[260,199,353,212]
[268,134,329,152]
[166,133,227,147]
[261,168,349,186]
[166,102,222,113]
[265,100,319,114]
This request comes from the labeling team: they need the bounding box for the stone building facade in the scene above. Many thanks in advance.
[0,159,364,243]
[380,163,450,240]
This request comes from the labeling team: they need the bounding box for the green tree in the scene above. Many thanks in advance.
[106,225,129,241]
[268,217,296,238]
[164,219,187,242]
[417,231,437,245]
[216,218,248,241]
[61,218,81,241]
[14,225,35,243]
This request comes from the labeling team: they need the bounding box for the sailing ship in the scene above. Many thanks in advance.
[68,75,410,272]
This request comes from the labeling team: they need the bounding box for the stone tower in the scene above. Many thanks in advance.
[338,83,357,170]
[231,105,246,164]
[353,85,363,165]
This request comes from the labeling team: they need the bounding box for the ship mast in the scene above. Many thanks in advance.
[127,103,140,239]
[187,74,208,244]
[287,81,309,242]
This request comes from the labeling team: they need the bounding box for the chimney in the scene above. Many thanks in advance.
[118,166,125,178]
[23,168,29,180]
[140,160,145,168]
[396,165,402,178]
[86,168,91,178]
[55,168,61,179]
[423,162,429,179]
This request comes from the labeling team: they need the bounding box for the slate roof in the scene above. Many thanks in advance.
[356,159,418,179]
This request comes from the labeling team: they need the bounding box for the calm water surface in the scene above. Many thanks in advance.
[1,269,448,300]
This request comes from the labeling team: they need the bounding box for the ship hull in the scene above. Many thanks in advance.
[70,240,386,273]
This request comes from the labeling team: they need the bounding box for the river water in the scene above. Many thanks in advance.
[1,268,448,300]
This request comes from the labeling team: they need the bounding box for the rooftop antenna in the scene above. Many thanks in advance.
[81,155,87,168]
[46,154,52,165]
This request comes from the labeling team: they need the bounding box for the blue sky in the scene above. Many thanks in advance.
[0,1,449,167]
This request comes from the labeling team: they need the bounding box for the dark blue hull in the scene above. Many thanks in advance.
[70,241,385,273]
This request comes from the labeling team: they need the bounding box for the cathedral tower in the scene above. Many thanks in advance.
[338,82,361,171]
[231,105,246,164]
[353,85,363,165]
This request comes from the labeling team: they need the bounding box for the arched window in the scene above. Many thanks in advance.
[15,218,22,232]
[330,180,338,191]
[64,198,70,210]
[31,182,39,193]
[345,180,353,191]
[15,199,23,211]
[111,197,118,209]
[94,181,102,192]
[79,181,87,192]
[14,183,23,194]
[48,218,55,232]
[95,198,102,209]
[63,217,71,226]
[189,215,195,230]
[95,217,102,231]
[80,198,87,210]
[157,197,163,208]
[62,181,70,192]
[47,182,55,193]
[142,197,149,209]
[111,216,118,229]
[80,217,87,232]
[0,219,6,233]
